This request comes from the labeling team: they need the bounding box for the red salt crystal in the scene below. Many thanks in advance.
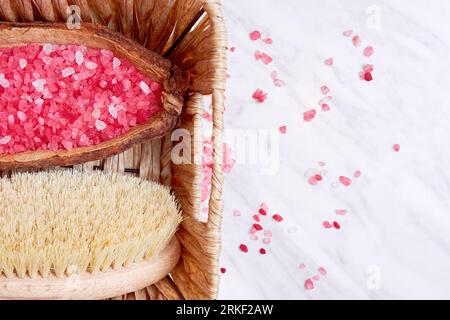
[318,267,327,275]
[252,214,260,222]
[322,221,332,229]
[343,30,353,37]
[393,144,400,152]
[253,223,263,231]
[305,279,314,290]
[229,47,236,53]
[279,125,287,134]
[315,174,323,181]
[364,72,373,81]
[303,109,316,122]
[333,221,341,229]
[259,208,267,216]
[239,244,248,253]
[308,175,318,185]
[321,103,331,112]
[320,85,330,95]
[324,57,334,66]
[259,248,267,255]
[220,267,226,274]
[254,50,262,60]
[312,275,320,281]
[272,214,283,222]
[252,89,267,103]
[263,38,273,44]
[352,35,361,47]
[335,209,347,216]
[260,53,273,65]
[354,170,362,178]
[249,30,261,41]
[364,46,374,57]
[260,203,269,212]
[339,176,352,186]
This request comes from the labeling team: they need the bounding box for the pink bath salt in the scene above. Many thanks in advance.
[0,43,163,155]
[249,30,261,41]
[279,125,287,134]
[249,226,258,235]
[229,47,236,53]
[393,144,401,152]
[354,170,362,178]
[364,72,373,81]
[233,210,242,217]
[343,30,353,37]
[323,221,333,229]
[253,214,261,222]
[220,267,226,274]
[320,85,330,95]
[308,174,322,185]
[253,223,263,231]
[324,57,334,66]
[272,214,283,222]
[333,221,341,229]
[262,238,271,245]
[312,275,320,281]
[303,109,317,122]
[252,89,267,103]
[203,110,213,122]
[335,209,347,216]
[263,38,273,44]
[259,248,267,255]
[339,176,352,187]
[260,53,273,65]
[321,103,331,112]
[305,279,315,290]
[318,267,327,276]
[260,202,269,213]
[239,244,249,253]
[364,46,374,57]
[352,35,361,47]
[298,263,306,269]
[254,50,262,60]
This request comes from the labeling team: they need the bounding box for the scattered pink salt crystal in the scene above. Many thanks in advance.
[263,38,273,44]
[352,35,361,47]
[393,144,400,152]
[259,248,267,255]
[298,263,306,269]
[335,209,347,216]
[279,125,287,134]
[260,203,269,213]
[254,50,262,60]
[320,85,330,95]
[323,221,333,229]
[303,109,317,122]
[339,176,352,187]
[272,214,283,222]
[333,221,341,229]
[305,279,314,290]
[343,30,353,37]
[312,275,320,281]
[220,267,226,274]
[364,46,374,57]
[249,30,261,41]
[229,47,236,52]
[318,267,327,276]
[0,136,11,145]
[324,57,334,66]
[253,214,260,222]
[354,170,362,178]
[321,103,330,112]
[260,53,273,65]
[252,89,267,103]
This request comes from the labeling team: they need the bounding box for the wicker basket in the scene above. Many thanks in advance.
[0,0,227,300]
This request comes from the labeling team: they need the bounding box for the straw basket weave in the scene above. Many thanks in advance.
[0,0,227,300]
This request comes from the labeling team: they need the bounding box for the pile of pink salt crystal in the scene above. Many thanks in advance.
[0,43,163,154]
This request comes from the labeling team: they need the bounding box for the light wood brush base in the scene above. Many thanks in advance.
[0,237,180,300]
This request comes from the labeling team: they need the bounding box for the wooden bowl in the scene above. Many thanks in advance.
[0,22,189,170]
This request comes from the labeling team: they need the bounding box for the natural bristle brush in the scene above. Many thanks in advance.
[0,170,182,300]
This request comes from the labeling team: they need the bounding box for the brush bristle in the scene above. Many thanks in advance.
[0,170,182,279]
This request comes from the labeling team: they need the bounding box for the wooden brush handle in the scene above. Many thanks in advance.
[0,237,180,300]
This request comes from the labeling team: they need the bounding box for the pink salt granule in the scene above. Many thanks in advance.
[324,57,334,66]
[364,46,374,57]
[305,279,314,290]
[279,125,287,134]
[0,44,162,154]
[393,143,401,152]
[249,30,261,41]
[352,35,361,47]
[252,89,267,103]
[339,176,352,186]
[303,109,317,122]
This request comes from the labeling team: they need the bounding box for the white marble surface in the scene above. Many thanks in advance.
[215,0,450,299]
